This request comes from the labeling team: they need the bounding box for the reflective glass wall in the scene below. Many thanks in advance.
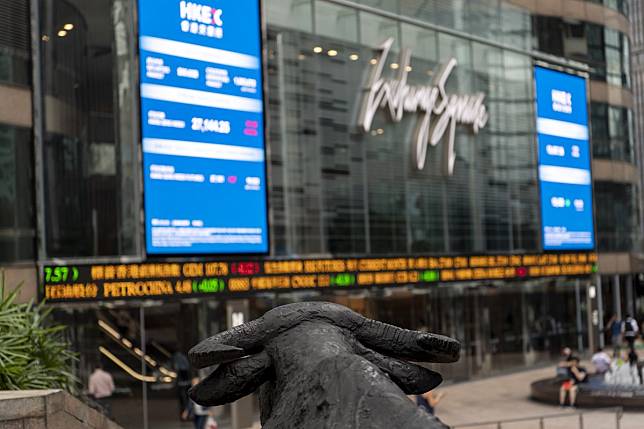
[0,0,35,262]
[533,17,630,88]
[38,0,140,258]
[31,0,638,260]
[265,0,538,257]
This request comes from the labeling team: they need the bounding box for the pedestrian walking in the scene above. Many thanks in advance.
[606,314,623,356]
[622,315,639,352]
[88,363,115,417]
[172,351,192,420]
[416,390,445,416]
[182,377,216,429]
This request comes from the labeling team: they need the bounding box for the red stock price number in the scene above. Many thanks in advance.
[231,262,261,276]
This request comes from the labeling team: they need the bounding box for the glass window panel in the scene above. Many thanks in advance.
[464,0,501,41]
[400,23,437,61]
[437,33,473,92]
[622,35,631,87]
[400,0,464,33]
[315,2,358,42]
[604,27,620,48]
[265,0,313,32]
[591,102,610,158]
[595,182,639,251]
[500,3,531,50]
[0,124,35,262]
[606,47,622,85]
[605,0,618,10]
[0,0,30,86]
[0,50,30,87]
[590,103,635,163]
[354,0,398,13]
[359,11,399,49]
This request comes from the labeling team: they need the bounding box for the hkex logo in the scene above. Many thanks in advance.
[179,1,223,39]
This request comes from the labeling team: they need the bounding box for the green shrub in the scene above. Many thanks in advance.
[0,272,77,392]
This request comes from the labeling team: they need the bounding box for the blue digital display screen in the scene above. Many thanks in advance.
[535,67,595,251]
[138,0,268,254]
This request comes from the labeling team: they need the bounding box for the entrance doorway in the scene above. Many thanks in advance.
[54,301,228,429]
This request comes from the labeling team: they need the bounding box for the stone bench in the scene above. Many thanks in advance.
[531,377,644,409]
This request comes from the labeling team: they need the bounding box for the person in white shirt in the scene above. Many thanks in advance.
[88,364,115,416]
[591,347,611,375]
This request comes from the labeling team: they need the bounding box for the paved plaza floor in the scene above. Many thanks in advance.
[435,365,644,429]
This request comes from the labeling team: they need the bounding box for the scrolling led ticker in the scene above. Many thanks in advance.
[41,252,598,302]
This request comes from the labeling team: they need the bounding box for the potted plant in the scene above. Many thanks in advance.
[0,272,77,392]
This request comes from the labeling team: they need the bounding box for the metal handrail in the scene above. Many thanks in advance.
[452,407,623,429]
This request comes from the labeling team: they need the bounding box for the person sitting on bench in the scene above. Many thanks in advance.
[559,356,588,408]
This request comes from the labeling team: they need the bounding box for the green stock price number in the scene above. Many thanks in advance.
[330,273,356,287]
[192,278,226,294]
[44,267,79,283]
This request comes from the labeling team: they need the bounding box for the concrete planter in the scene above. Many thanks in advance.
[0,390,122,429]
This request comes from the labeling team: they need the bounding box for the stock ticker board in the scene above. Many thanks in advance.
[41,253,598,303]
[534,67,595,251]
[138,0,269,255]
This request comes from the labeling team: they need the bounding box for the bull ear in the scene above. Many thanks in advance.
[189,351,272,406]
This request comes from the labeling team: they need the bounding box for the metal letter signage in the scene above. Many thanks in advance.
[358,38,489,175]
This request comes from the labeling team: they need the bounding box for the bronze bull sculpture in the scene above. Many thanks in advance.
[189,302,460,428]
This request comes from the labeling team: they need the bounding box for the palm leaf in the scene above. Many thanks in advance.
[0,272,77,392]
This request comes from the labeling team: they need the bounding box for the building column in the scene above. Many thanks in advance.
[596,275,605,348]
[625,275,635,317]
[586,282,597,353]
[227,300,255,429]
[575,279,584,353]
[613,275,622,320]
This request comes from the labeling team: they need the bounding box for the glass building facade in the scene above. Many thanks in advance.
[0,0,642,428]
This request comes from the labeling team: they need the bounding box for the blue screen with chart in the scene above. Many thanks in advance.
[138,0,268,254]
[535,67,595,251]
